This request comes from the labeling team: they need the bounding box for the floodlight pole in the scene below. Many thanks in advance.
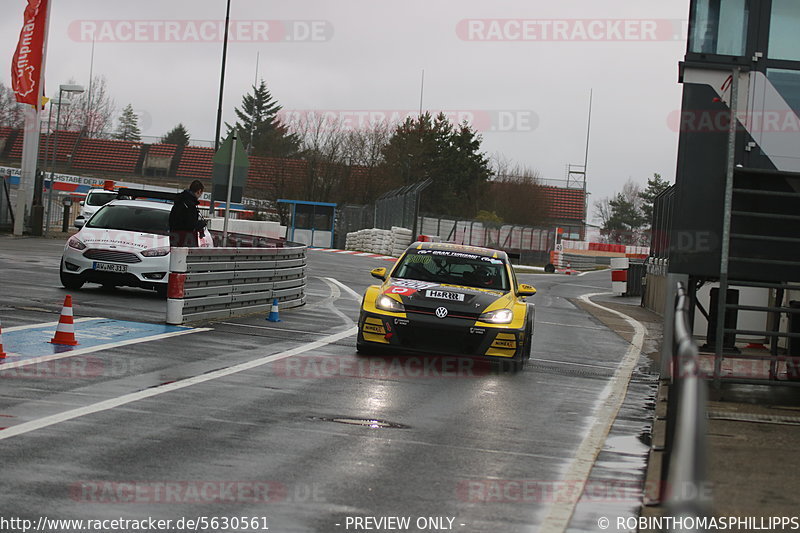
[222,132,236,247]
[212,0,232,217]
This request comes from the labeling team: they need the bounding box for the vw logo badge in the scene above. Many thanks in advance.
[435,307,448,319]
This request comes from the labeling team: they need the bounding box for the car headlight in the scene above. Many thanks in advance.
[479,308,514,324]
[67,237,86,250]
[375,294,405,313]
[141,247,170,257]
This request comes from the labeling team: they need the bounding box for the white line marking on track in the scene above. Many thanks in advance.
[4,317,103,332]
[531,357,617,371]
[218,322,328,336]
[538,321,607,331]
[0,327,212,372]
[0,326,358,441]
[324,277,363,301]
[538,292,647,532]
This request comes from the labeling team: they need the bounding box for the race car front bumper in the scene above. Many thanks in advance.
[358,310,525,359]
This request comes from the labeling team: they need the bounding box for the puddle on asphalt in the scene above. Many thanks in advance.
[309,416,410,429]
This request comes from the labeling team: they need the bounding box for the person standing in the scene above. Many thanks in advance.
[169,180,207,247]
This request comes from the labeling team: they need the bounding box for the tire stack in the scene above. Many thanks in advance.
[344,228,395,255]
[373,229,393,256]
[390,227,414,257]
[345,230,362,251]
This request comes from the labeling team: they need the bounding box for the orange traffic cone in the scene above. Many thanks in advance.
[0,319,7,358]
[50,295,79,346]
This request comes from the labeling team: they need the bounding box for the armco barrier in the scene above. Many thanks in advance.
[166,245,306,325]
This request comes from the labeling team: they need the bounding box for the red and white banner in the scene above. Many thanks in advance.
[11,0,49,105]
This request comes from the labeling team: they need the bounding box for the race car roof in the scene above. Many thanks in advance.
[409,241,509,260]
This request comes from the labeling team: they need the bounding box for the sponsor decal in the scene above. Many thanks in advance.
[385,286,417,296]
[387,279,439,290]
[418,250,482,260]
[425,289,465,302]
[469,327,486,335]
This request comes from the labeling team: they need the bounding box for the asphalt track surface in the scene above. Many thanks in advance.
[0,238,655,533]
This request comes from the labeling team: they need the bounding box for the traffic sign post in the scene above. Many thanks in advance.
[212,132,250,247]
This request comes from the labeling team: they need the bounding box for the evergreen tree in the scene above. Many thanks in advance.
[601,192,648,244]
[381,112,492,218]
[161,123,190,146]
[113,104,141,142]
[638,172,671,224]
[227,80,299,157]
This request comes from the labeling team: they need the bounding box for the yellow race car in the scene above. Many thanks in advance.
[357,242,537,370]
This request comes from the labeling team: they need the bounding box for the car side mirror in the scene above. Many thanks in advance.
[370,267,387,281]
[518,283,537,296]
[79,200,85,206]
[74,218,85,229]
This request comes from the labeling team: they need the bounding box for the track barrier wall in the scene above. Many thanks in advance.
[166,245,306,325]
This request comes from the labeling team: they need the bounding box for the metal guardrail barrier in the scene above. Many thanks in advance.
[665,282,712,531]
[165,245,306,324]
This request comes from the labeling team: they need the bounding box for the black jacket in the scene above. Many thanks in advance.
[169,190,206,232]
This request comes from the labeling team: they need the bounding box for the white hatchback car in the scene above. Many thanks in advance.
[60,198,212,296]
[73,188,118,229]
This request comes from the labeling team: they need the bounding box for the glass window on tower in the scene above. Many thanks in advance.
[767,69,800,117]
[689,0,748,56]
[769,0,800,61]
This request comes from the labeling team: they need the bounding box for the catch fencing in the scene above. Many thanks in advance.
[166,245,306,325]
[374,180,432,232]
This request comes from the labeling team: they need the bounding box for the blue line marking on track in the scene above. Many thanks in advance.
[2,319,193,360]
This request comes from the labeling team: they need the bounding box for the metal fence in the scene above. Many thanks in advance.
[335,204,373,249]
[374,180,431,232]
[0,176,13,229]
[651,185,675,260]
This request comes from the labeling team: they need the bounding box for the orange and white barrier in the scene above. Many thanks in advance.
[610,257,629,295]
[50,295,79,346]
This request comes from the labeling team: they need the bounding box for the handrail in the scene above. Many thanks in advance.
[666,282,712,531]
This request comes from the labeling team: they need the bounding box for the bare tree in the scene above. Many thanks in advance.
[0,82,24,128]
[57,76,116,138]
[290,112,350,201]
[340,122,393,203]
[481,157,547,226]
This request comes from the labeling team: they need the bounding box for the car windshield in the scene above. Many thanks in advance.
[86,204,170,235]
[86,191,117,207]
[392,249,510,291]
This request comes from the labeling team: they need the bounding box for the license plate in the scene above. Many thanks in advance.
[93,262,127,273]
[425,289,464,301]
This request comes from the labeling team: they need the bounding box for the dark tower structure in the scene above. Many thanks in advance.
[668,0,800,384]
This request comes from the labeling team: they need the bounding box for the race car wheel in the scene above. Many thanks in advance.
[522,319,533,360]
[60,262,84,290]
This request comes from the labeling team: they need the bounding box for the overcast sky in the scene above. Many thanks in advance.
[3,0,690,215]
